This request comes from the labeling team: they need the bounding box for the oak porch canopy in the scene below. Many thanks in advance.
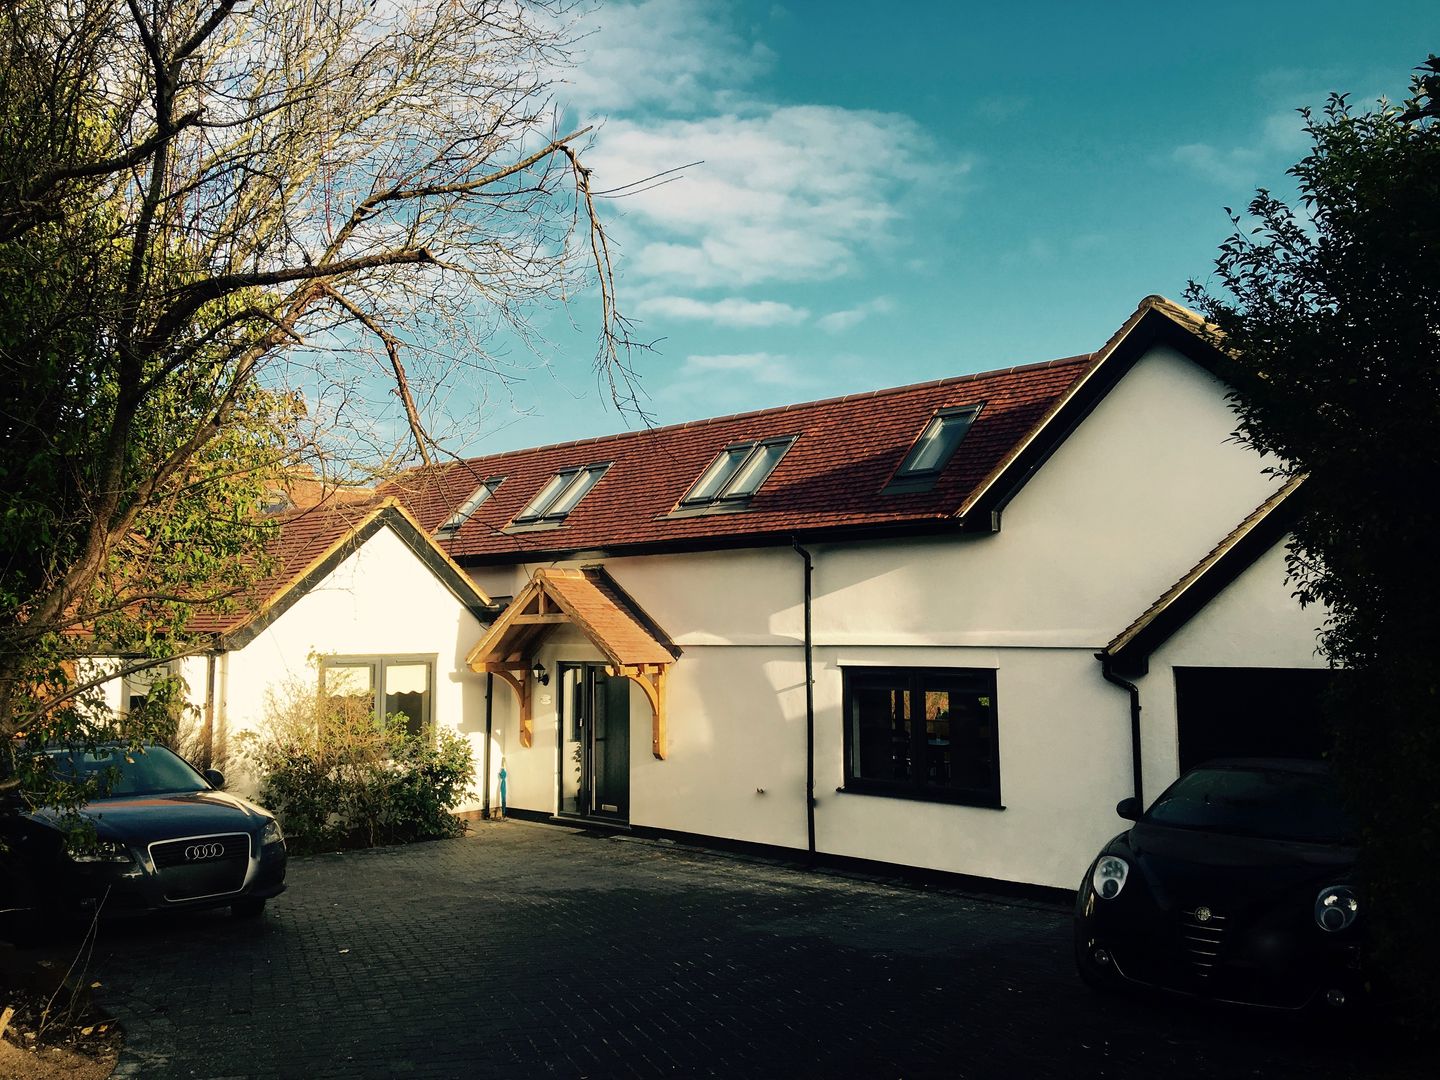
[465,567,681,758]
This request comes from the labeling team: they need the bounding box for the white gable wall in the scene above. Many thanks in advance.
[219,524,492,809]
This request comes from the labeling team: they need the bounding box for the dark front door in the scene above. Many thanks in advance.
[558,663,630,821]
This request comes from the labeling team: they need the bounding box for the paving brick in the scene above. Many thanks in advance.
[79,820,1425,1079]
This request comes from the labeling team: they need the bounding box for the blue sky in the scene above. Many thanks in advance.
[463,0,1437,454]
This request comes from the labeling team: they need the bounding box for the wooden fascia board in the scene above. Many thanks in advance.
[221,504,390,650]
[222,502,495,651]
[379,502,497,613]
[464,578,546,670]
[956,304,1234,530]
[1105,485,1304,677]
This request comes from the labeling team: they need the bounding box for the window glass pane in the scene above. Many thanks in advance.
[722,439,791,497]
[518,472,570,521]
[683,446,752,504]
[384,662,430,739]
[437,479,498,535]
[851,679,911,782]
[323,662,375,721]
[899,409,978,476]
[545,465,605,518]
[921,678,996,793]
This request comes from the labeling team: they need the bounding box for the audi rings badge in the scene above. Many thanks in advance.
[184,842,226,861]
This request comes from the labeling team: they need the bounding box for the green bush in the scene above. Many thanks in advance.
[237,677,475,855]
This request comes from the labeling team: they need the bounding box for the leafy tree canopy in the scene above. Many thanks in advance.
[1187,55,1440,1018]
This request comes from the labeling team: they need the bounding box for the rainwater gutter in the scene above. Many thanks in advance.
[792,539,817,858]
[1097,653,1143,808]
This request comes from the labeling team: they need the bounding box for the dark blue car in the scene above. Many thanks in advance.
[1,744,287,922]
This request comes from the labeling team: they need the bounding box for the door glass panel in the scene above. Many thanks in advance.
[558,666,584,816]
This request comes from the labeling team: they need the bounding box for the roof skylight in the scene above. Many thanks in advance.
[514,463,609,524]
[680,435,797,508]
[885,405,982,493]
[435,477,503,538]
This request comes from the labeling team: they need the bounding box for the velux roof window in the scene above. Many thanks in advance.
[435,477,503,538]
[513,463,610,525]
[885,405,981,493]
[680,435,797,508]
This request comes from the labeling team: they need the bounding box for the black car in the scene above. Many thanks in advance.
[1074,759,1362,1010]
[0,743,287,923]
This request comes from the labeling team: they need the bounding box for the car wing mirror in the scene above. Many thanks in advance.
[1115,796,1139,821]
[203,769,225,790]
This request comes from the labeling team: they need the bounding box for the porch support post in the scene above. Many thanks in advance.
[610,663,668,760]
[485,665,533,748]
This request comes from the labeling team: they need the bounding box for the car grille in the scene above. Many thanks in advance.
[148,833,250,900]
[1178,907,1227,980]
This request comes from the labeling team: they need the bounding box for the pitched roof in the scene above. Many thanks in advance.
[187,498,494,645]
[1104,475,1307,677]
[382,296,1225,563]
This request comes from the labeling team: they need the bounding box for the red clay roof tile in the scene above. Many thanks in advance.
[379,355,1096,560]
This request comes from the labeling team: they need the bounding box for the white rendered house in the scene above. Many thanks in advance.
[373,296,1330,891]
[100,297,1329,891]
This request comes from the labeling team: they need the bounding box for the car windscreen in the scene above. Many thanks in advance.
[1144,766,1353,844]
[47,745,208,798]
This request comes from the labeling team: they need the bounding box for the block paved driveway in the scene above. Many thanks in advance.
[83,821,1424,1079]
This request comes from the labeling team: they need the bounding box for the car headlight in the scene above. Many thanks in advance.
[1091,855,1129,899]
[261,817,285,847]
[1315,885,1358,932]
[66,837,134,864]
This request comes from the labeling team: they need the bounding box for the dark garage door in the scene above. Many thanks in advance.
[1174,667,1336,771]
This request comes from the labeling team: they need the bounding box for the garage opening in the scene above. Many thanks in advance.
[1174,667,1337,771]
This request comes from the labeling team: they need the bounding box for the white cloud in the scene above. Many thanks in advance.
[590,108,949,289]
[679,352,797,385]
[638,295,809,327]
[561,0,772,115]
[1172,107,1311,188]
[816,297,895,334]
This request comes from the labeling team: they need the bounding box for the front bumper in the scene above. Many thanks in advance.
[63,837,288,917]
[1075,883,1365,1010]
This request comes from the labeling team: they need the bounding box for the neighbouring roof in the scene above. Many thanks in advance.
[1104,475,1308,677]
[187,498,495,647]
[383,296,1226,563]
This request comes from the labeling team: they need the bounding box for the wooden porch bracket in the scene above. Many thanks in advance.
[485,665,533,748]
[609,663,669,760]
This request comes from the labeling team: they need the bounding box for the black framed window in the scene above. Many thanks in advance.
[514,463,609,524]
[884,405,981,494]
[435,476,503,538]
[842,667,1001,807]
[679,435,797,507]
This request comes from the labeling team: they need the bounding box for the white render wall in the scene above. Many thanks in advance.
[215,525,494,811]
[1133,538,1327,799]
[466,345,1327,889]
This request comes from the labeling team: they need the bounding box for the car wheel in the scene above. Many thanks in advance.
[231,897,267,919]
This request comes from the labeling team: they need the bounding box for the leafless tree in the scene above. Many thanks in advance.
[0,0,644,754]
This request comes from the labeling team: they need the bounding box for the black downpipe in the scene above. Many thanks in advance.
[203,652,218,771]
[1097,654,1143,809]
[792,540,817,858]
[482,673,494,818]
